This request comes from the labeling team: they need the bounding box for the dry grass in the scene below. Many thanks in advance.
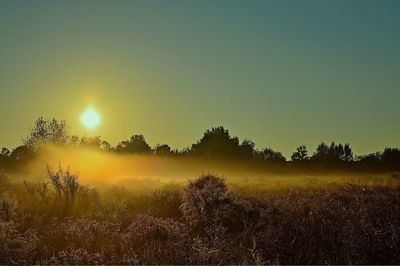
[1,169,400,264]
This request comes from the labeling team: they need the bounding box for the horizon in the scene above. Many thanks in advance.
[1,0,400,157]
[1,118,397,160]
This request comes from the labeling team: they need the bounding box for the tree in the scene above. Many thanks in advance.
[0,148,11,168]
[333,143,345,160]
[240,139,256,159]
[312,142,330,161]
[257,147,286,163]
[312,142,353,168]
[100,140,112,151]
[381,148,400,170]
[313,142,340,161]
[80,136,102,149]
[357,152,381,169]
[291,145,309,161]
[24,117,69,148]
[191,127,242,158]
[9,145,35,162]
[1,148,10,157]
[69,135,80,146]
[154,144,171,155]
[116,134,152,154]
[343,143,353,162]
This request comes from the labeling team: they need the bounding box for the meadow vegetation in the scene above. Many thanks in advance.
[1,117,400,264]
[1,168,400,264]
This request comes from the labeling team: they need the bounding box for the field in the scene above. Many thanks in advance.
[1,166,400,265]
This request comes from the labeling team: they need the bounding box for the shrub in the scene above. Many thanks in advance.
[124,213,191,264]
[0,218,39,264]
[180,175,260,232]
[180,175,229,228]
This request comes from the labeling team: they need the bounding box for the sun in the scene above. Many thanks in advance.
[80,108,101,129]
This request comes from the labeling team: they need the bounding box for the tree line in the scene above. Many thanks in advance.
[1,117,399,172]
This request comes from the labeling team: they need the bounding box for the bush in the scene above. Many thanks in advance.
[125,213,191,264]
[180,175,260,232]
[0,219,39,264]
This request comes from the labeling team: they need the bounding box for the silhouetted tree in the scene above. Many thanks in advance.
[191,127,242,158]
[9,145,35,163]
[0,148,11,168]
[256,147,286,163]
[333,143,344,160]
[69,135,80,146]
[357,152,382,170]
[68,135,111,151]
[311,142,354,169]
[381,148,400,170]
[80,136,102,149]
[291,145,309,161]
[171,147,191,157]
[24,117,69,149]
[154,144,172,155]
[100,140,112,151]
[116,134,151,154]
[240,139,256,159]
[1,148,10,157]
[312,142,330,161]
[343,143,353,162]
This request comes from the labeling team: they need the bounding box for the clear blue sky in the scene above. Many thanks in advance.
[0,0,399,156]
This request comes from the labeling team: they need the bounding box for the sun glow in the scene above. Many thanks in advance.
[80,107,101,129]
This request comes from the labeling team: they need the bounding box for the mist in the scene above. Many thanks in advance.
[5,144,395,192]
[8,145,269,184]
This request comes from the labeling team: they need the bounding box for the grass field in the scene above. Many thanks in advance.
[1,167,400,265]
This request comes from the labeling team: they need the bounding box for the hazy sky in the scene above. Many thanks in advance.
[0,0,399,156]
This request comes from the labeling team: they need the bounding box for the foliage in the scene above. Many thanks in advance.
[256,147,286,163]
[116,134,152,154]
[312,142,353,163]
[1,117,400,173]
[24,117,69,149]
[291,144,309,161]
[191,126,254,158]
[154,144,172,155]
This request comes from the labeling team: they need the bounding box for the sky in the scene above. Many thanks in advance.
[0,0,399,156]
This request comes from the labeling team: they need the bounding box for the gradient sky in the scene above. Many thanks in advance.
[0,0,399,156]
